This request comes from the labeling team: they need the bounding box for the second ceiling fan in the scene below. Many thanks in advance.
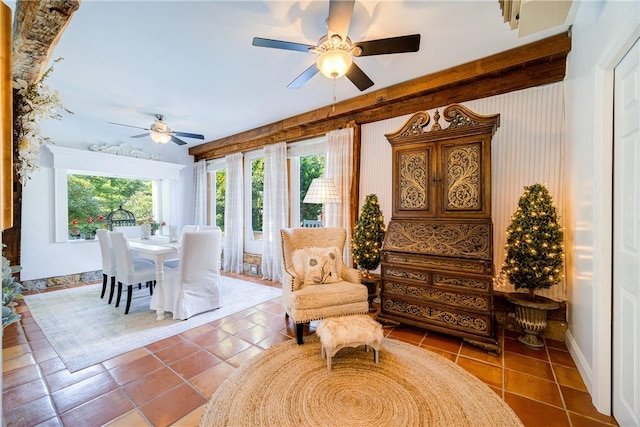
[109,114,204,146]
[252,0,420,91]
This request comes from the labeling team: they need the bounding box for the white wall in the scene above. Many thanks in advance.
[20,141,195,281]
[563,0,639,414]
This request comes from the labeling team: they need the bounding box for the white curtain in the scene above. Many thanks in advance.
[325,127,354,264]
[223,152,244,273]
[261,142,288,282]
[193,160,208,226]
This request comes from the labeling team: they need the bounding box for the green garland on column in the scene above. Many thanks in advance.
[501,183,564,300]
[352,194,386,275]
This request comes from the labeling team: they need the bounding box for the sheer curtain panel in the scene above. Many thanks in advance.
[223,153,244,273]
[261,142,289,281]
[325,127,354,264]
[193,160,208,226]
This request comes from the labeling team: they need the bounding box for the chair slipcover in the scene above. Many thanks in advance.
[151,230,223,320]
[110,232,157,314]
[164,225,200,269]
[280,227,368,344]
[113,225,142,239]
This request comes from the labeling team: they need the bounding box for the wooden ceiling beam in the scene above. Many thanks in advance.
[190,31,570,161]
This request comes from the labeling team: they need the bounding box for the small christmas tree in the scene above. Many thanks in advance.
[352,194,386,276]
[501,183,564,300]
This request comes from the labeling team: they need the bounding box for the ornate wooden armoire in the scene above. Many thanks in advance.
[379,104,501,354]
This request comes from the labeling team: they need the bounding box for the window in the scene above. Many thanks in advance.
[67,174,154,238]
[288,136,327,228]
[244,150,264,254]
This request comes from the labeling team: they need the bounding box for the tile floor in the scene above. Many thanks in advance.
[2,273,619,427]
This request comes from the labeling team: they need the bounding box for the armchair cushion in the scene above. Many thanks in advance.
[289,280,367,310]
[291,246,341,286]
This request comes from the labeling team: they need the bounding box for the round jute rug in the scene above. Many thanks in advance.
[200,336,523,427]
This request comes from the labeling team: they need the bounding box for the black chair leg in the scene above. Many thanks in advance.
[108,277,116,304]
[115,282,123,307]
[295,323,304,345]
[125,285,133,314]
[149,281,153,296]
[100,274,107,298]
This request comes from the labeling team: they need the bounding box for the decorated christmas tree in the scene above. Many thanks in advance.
[501,183,564,300]
[352,194,386,275]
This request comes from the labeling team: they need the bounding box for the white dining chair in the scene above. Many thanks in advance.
[151,230,222,320]
[110,231,157,314]
[96,229,116,302]
[112,225,142,239]
[163,224,200,269]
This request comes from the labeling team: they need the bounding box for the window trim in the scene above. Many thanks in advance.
[48,145,185,243]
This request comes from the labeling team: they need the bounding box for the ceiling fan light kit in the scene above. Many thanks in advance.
[150,130,171,144]
[108,113,205,146]
[314,35,359,79]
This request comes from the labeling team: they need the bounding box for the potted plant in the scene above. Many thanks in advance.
[79,215,105,240]
[501,183,564,348]
[2,246,23,329]
[140,217,166,236]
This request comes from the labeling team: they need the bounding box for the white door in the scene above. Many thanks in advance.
[613,39,640,427]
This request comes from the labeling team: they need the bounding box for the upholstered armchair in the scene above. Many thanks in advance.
[280,227,369,344]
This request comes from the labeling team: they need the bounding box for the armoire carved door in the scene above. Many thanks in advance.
[380,104,501,354]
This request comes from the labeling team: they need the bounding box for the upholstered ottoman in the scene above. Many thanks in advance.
[316,314,384,370]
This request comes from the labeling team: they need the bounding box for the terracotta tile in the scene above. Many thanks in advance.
[386,326,426,344]
[205,335,252,360]
[145,335,186,353]
[109,354,164,386]
[3,352,36,372]
[24,329,46,342]
[460,342,502,366]
[51,371,118,414]
[105,409,150,427]
[545,338,569,351]
[504,392,570,427]
[59,389,134,427]
[2,378,49,412]
[2,331,28,347]
[170,350,222,379]
[419,345,458,362]
[553,364,588,391]
[568,412,619,427]
[171,403,207,427]
[226,345,263,368]
[241,310,272,324]
[22,321,42,334]
[505,369,563,407]
[256,332,291,350]
[504,338,549,361]
[421,331,463,354]
[504,329,522,340]
[219,318,256,335]
[234,324,275,345]
[258,315,292,332]
[154,340,200,365]
[179,324,215,341]
[548,348,577,368]
[456,357,503,388]
[2,364,42,390]
[39,357,66,377]
[29,337,53,351]
[187,328,232,347]
[139,383,207,427]
[504,352,555,381]
[33,344,59,364]
[190,362,236,398]
[2,343,31,361]
[102,347,151,370]
[33,416,63,427]
[561,386,618,424]
[45,364,105,392]
[2,395,58,427]
[123,366,184,406]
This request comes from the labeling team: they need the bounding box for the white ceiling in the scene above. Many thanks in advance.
[9,1,572,151]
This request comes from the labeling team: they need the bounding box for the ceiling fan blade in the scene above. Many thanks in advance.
[327,0,355,41]
[346,62,374,91]
[252,37,315,53]
[353,34,421,57]
[130,133,150,138]
[173,131,205,140]
[108,122,150,131]
[171,136,187,146]
[287,64,320,89]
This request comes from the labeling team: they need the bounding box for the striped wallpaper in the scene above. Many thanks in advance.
[360,82,567,301]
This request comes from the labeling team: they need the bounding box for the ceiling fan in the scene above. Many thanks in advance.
[252,0,420,91]
[108,114,205,146]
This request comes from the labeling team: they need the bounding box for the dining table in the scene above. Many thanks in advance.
[128,236,180,320]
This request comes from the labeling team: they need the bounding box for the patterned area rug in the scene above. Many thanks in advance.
[24,277,281,372]
[201,335,523,427]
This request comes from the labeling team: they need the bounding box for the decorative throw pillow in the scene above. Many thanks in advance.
[291,247,341,286]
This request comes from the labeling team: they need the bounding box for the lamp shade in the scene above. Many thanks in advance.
[316,49,353,79]
[150,131,171,144]
[303,178,342,204]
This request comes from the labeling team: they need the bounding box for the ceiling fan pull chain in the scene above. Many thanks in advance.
[332,78,337,113]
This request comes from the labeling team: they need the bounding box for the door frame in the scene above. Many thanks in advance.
[591,21,640,415]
